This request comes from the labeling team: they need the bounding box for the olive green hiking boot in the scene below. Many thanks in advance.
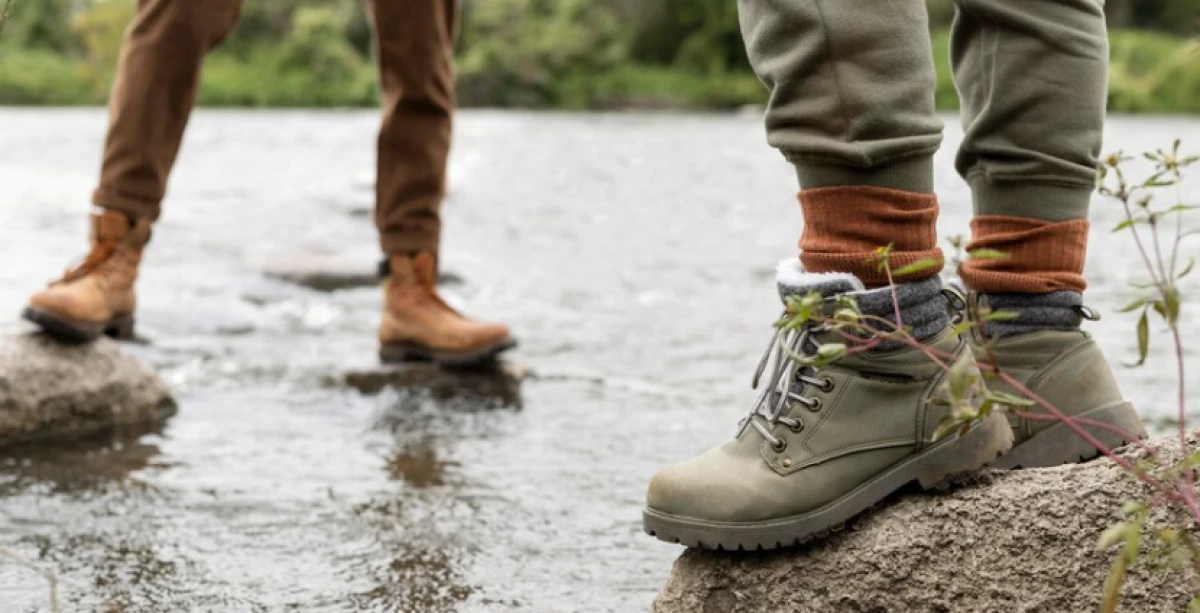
[642,264,1013,551]
[967,326,1146,470]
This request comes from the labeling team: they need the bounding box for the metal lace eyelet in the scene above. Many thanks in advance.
[819,377,835,392]
[788,419,805,433]
[1075,305,1101,321]
[807,398,823,412]
[772,439,788,452]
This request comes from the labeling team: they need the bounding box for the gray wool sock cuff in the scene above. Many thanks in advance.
[980,291,1084,337]
[775,260,948,351]
[853,277,948,351]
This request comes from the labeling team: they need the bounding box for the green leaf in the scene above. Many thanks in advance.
[891,258,941,278]
[984,390,1037,408]
[931,421,958,443]
[967,249,1010,261]
[1100,551,1127,613]
[1112,218,1145,233]
[982,310,1020,321]
[1164,204,1199,215]
[1122,522,1141,563]
[1118,298,1149,313]
[1097,523,1130,551]
[1189,596,1200,613]
[946,355,976,402]
[1143,179,1178,188]
[1121,501,1147,517]
[816,343,847,363]
[1163,284,1181,326]
[1177,256,1195,280]
[833,308,859,324]
[1133,310,1150,367]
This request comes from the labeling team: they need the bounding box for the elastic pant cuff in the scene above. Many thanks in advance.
[796,155,935,194]
[969,175,1093,222]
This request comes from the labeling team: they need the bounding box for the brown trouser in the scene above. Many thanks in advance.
[93,0,457,255]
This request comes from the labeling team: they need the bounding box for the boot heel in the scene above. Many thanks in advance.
[105,315,136,340]
[916,412,1013,490]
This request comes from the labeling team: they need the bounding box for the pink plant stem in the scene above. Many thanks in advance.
[883,264,904,329]
[1172,328,1194,497]
[1119,196,1165,289]
[1012,412,1161,459]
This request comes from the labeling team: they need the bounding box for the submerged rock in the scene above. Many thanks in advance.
[341,361,527,407]
[263,255,463,292]
[0,333,176,448]
[653,434,1193,613]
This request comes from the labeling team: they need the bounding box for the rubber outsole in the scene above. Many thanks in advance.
[642,411,1013,551]
[22,307,135,343]
[379,337,518,367]
[988,401,1145,470]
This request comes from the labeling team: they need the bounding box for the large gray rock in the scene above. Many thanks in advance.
[654,434,1193,613]
[0,333,176,447]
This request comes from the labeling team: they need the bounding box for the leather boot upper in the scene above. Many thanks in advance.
[647,325,975,523]
[970,330,1128,445]
[28,211,149,325]
[378,253,511,352]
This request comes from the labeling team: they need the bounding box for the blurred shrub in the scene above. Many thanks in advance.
[456,0,629,106]
[2,0,72,52]
[201,6,374,107]
[0,50,96,104]
[628,0,749,75]
[1108,32,1200,114]
[72,1,131,64]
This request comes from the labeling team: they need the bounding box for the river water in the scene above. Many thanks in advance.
[0,110,1197,612]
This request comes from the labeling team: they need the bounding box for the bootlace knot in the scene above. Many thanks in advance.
[738,317,837,452]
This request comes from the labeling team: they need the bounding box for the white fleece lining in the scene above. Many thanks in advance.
[775,258,866,292]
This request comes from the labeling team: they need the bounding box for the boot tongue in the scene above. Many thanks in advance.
[775,258,865,303]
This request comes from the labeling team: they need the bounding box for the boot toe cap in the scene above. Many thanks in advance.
[646,447,774,523]
[28,287,98,323]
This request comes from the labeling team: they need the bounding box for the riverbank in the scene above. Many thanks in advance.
[0,30,1196,113]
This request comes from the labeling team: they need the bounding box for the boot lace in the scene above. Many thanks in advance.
[57,241,118,284]
[737,317,836,451]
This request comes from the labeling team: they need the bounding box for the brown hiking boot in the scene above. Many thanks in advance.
[24,210,150,342]
[378,252,516,366]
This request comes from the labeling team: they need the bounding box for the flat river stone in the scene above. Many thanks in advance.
[0,333,176,448]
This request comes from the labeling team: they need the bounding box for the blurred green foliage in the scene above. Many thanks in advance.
[0,0,1197,111]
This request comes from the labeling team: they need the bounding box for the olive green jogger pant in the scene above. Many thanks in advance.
[94,0,458,254]
[738,0,1109,223]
